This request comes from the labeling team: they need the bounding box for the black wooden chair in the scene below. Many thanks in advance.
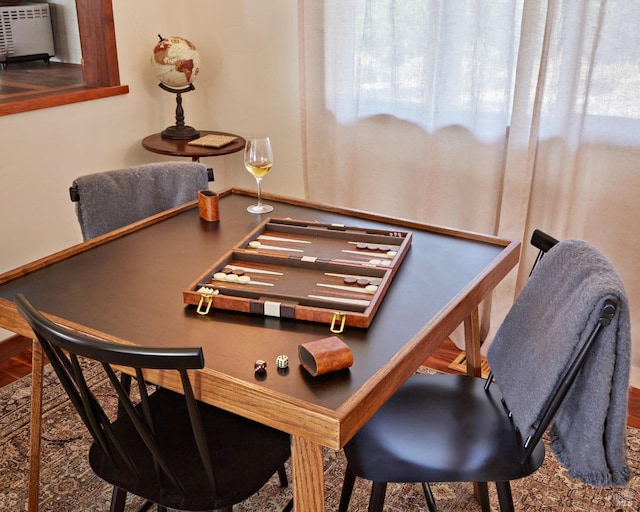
[338,231,628,512]
[15,294,292,512]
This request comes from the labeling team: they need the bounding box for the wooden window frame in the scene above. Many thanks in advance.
[0,0,129,116]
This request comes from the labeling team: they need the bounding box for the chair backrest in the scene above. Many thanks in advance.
[487,238,629,469]
[483,228,557,386]
[70,162,209,240]
[519,298,616,459]
[529,228,559,275]
[520,230,621,461]
[14,293,217,495]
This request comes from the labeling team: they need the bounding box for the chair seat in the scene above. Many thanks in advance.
[344,373,545,484]
[89,387,291,511]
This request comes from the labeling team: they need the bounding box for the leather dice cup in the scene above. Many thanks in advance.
[298,336,353,376]
[198,189,219,222]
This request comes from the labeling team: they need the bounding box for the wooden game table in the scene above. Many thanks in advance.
[0,189,520,511]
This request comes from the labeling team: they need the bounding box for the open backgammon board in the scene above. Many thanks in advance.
[183,218,412,329]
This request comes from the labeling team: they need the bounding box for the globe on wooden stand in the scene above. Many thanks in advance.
[159,82,199,140]
[152,35,202,140]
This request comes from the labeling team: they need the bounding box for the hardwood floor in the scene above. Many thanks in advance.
[0,60,83,104]
[1,335,639,428]
[0,346,33,388]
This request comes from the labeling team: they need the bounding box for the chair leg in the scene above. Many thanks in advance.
[421,482,438,512]
[476,481,491,512]
[138,501,155,512]
[338,465,357,512]
[368,481,388,512]
[109,486,127,512]
[495,481,515,512]
[282,497,294,512]
[117,374,132,419]
[278,463,289,487]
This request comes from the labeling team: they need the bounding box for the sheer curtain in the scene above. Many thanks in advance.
[300,0,640,387]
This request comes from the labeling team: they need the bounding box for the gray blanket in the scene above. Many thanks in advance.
[73,162,208,240]
[487,239,631,487]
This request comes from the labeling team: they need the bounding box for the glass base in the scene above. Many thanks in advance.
[247,203,274,214]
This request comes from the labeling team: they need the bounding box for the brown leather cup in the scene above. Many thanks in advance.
[198,189,219,222]
[298,336,353,376]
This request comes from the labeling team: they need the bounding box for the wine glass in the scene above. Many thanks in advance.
[244,136,274,214]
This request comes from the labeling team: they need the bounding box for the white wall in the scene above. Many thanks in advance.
[182,1,304,195]
[0,0,304,337]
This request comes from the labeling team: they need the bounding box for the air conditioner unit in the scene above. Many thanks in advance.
[0,3,55,67]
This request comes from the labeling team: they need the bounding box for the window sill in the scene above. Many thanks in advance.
[0,84,130,117]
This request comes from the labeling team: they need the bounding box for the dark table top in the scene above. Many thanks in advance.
[0,189,518,446]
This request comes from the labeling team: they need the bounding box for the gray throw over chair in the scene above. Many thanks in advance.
[15,294,293,512]
[338,230,631,512]
[69,162,210,240]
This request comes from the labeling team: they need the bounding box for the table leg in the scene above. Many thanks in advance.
[291,435,325,511]
[464,308,492,510]
[463,307,482,377]
[28,340,44,512]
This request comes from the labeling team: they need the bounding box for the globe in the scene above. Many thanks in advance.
[152,36,201,90]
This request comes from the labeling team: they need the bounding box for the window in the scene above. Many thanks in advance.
[324,0,640,143]
[324,0,523,139]
[0,0,128,116]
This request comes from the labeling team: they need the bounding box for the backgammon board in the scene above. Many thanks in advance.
[183,218,412,329]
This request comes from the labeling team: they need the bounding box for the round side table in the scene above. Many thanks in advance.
[142,130,246,162]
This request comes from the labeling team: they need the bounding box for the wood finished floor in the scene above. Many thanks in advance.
[1,335,639,429]
[0,60,83,104]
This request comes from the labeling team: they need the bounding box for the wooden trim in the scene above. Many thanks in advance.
[230,188,516,247]
[0,85,129,116]
[76,0,121,87]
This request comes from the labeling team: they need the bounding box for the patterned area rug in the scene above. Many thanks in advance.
[1,364,639,511]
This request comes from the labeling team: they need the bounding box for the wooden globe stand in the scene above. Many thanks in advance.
[159,82,200,140]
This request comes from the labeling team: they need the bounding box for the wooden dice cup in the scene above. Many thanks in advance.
[298,336,353,376]
[198,190,220,222]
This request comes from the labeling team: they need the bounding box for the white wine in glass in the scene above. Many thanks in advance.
[244,137,274,214]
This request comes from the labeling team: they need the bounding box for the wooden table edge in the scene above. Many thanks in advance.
[0,190,521,449]
[0,190,521,512]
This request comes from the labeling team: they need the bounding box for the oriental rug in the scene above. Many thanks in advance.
[0,365,638,511]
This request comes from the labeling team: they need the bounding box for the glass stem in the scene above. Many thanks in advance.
[256,178,263,207]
